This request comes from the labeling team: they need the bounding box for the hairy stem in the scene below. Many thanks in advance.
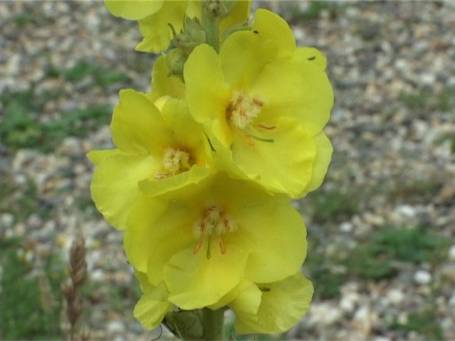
[202,308,224,341]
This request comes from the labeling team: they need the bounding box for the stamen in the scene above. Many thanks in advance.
[155,147,192,179]
[191,205,238,257]
[226,91,264,129]
[193,235,205,255]
[256,123,276,130]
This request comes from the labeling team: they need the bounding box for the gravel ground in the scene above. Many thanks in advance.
[0,1,454,340]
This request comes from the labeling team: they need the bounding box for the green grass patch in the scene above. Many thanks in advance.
[0,88,111,152]
[303,2,339,19]
[399,87,455,112]
[306,188,359,224]
[307,255,345,299]
[13,13,37,27]
[48,60,130,87]
[435,132,455,154]
[390,308,443,341]
[346,227,448,280]
[0,237,65,339]
[0,175,45,223]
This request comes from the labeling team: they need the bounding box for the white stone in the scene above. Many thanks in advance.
[308,303,342,325]
[340,292,358,312]
[374,337,391,341]
[395,205,416,218]
[414,270,432,285]
[421,73,435,85]
[107,321,124,333]
[340,222,353,232]
[449,294,455,306]
[90,269,106,282]
[0,213,14,228]
[386,289,404,305]
[448,245,455,261]
[354,306,370,322]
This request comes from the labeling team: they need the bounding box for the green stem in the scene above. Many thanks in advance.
[202,0,221,51]
[203,16,220,51]
[202,308,224,341]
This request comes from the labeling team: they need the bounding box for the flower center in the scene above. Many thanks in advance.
[155,147,192,179]
[192,205,237,258]
[226,91,264,129]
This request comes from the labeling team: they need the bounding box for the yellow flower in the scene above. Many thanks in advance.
[229,272,314,334]
[105,0,251,53]
[124,174,307,310]
[184,9,333,198]
[133,271,171,330]
[88,89,211,230]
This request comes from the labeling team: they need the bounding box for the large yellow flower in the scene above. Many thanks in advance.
[229,272,313,334]
[124,174,308,309]
[88,89,211,230]
[184,9,333,198]
[105,0,251,53]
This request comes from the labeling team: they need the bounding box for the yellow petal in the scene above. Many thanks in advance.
[165,245,248,309]
[228,281,262,316]
[292,47,334,133]
[250,54,332,135]
[88,150,157,230]
[235,273,314,334]
[228,194,308,283]
[140,165,211,198]
[111,89,173,154]
[124,196,194,284]
[305,132,333,193]
[209,280,261,313]
[231,119,317,198]
[220,31,270,89]
[252,8,296,58]
[295,47,328,70]
[184,44,231,147]
[134,282,171,330]
[104,0,164,20]
[186,0,202,18]
[149,56,185,101]
[160,98,209,154]
[136,1,187,53]
[219,0,251,39]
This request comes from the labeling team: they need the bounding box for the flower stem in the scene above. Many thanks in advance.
[202,308,224,341]
[202,0,221,51]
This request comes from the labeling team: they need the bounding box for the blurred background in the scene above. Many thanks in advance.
[0,1,454,340]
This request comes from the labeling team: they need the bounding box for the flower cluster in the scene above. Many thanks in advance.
[90,0,333,336]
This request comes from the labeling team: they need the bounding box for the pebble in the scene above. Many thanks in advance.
[449,245,455,261]
[386,289,404,305]
[441,264,455,283]
[340,221,353,232]
[395,205,416,218]
[414,270,432,285]
[340,292,359,312]
[0,213,14,228]
[309,304,342,326]
[107,321,125,333]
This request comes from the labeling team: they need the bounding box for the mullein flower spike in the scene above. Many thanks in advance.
[91,0,333,337]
